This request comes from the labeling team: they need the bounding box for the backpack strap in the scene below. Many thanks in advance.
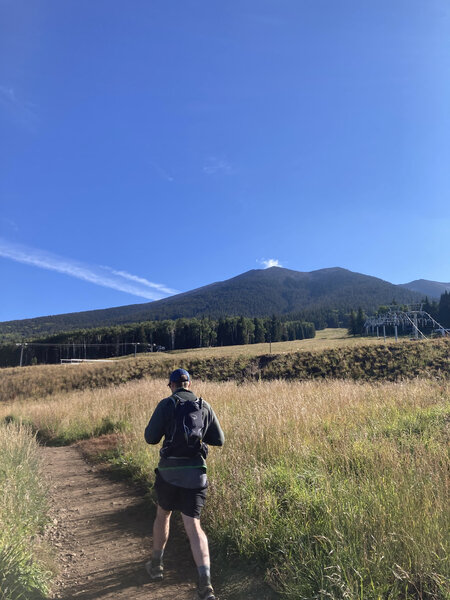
[171,393,202,408]
[171,393,182,407]
[165,394,180,445]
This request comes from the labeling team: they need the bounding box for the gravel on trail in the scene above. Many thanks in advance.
[42,442,279,600]
[43,445,198,600]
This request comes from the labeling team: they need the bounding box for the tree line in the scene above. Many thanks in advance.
[0,316,315,367]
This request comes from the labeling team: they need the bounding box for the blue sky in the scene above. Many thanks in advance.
[1,0,449,321]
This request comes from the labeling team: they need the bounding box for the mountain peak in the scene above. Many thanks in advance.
[0,266,426,340]
[399,279,450,299]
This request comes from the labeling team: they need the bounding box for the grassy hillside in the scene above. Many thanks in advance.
[2,378,448,599]
[2,331,449,599]
[2,332,448,403]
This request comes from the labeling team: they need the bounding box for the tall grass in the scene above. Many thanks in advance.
[0,422,53,600]
[203,381,449,599]
[2,379,448,599]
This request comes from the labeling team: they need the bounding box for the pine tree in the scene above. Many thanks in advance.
[269,315,282,342]
[253,318,266,343]
[348,310,357,336]
[438,291,450,327]
[356,307,366,336]
[236,316,248,345]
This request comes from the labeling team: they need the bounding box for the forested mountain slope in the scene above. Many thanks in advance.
[0,266,423,340]
[400,279,450,299]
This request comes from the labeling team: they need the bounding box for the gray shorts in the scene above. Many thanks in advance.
[154,469,207,518]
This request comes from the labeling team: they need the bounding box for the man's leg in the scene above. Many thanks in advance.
[181,514,210,567]
[146,505,172,580]
[153,504,172,552]
[182,514,215,600]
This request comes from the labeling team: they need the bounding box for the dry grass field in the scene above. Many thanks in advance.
[163,328,387,359]
[2,331,448,404]
[1,331,448,598]
[2,375,449,599]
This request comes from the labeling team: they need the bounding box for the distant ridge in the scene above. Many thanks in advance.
[399,279,450,299]
[0,266,425,341]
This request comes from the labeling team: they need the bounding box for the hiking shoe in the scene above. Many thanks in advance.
[145,559,163,581]
[197,584,216,600]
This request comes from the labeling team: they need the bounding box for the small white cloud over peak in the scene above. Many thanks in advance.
[259,258,283,269]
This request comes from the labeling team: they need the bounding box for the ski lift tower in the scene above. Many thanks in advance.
[364,304,448,341]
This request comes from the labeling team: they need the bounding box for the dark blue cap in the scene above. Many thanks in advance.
[169,368,190,383]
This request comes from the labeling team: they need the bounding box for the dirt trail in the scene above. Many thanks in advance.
[43,445,199,600]
[43,444,279,600]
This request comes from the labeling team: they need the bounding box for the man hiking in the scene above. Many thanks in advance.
[144,368,225,600]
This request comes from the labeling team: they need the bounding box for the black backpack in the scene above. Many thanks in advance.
[161,394,208,459]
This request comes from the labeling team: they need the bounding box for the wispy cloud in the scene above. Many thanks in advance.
[259,258,283,268]
[203,156,233,175]
[0,238,177,300]
[246,13,287,27]
[0,86,15,104]
[0,85,38,131]
[148,160,174,182]
[102,267,177,295]
[0,217,19,233]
